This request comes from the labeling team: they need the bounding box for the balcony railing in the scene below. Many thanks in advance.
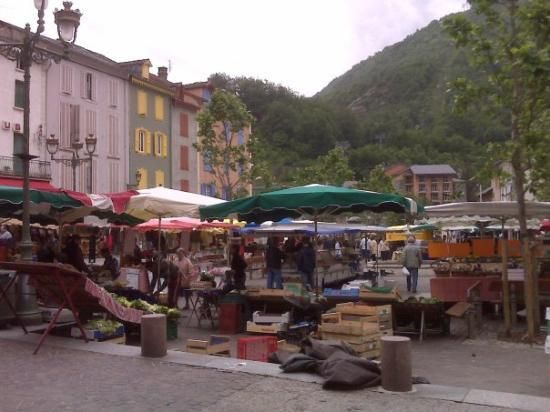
[0,155,51,180]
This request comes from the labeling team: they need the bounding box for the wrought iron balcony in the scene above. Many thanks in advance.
[0,155,51,180]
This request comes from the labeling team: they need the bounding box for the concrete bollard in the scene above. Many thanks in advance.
[381,336,412,392]
[141,314,167,358]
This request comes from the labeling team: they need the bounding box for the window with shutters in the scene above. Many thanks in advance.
[137,90,147,116]
[109,162,119,192]
[108,80,118,107]
[180,179,189,192]
[108,115,119,156]
[237,129,245,145]
[86,110,97,137]
[180,113,189,137]
[69,104,80,144]
[154,96,164,120]
[85,73,93,100]
[180,146,189,170]
[200,183,216,197]
[136,129,146,153]
[155,170,165,187]
[61,65,72,94]
[137,168,148,189]
[203,151,213,172]
[154,132,163,157]
[14,80,25,109]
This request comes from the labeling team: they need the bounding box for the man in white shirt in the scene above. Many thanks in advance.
[359,236,367,260]
[0,225,13,247]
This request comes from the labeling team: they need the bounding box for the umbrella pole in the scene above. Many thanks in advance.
[501,218,511,336]
[314,216,319,297]
[157,216,162,293]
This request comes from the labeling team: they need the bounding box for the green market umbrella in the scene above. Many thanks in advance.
[200,184,419,293]
[200,184,420,223]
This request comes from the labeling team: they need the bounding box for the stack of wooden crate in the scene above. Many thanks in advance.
[318,303,393,360]
[318,312,381,359]
[336,303,393,336]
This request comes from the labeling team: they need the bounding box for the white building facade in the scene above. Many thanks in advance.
[46,46,129,193]
[0,22,49,184]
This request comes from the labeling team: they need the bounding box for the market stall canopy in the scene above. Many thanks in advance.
[385,224,437,232]
[136,216,239,232]
[0,185,83,223]
[542,220,550,232]
[200,184,420,224]
[0,177,62,192]
[424,201,550,219]
[125,186,226,220]
[240,222,387,236]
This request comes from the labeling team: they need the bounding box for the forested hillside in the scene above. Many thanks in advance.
[210,10,509,197]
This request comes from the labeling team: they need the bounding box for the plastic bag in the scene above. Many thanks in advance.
[401,266,410,276]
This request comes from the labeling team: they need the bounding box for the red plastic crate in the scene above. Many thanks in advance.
[218,303,242,334]
[237,336,278,362]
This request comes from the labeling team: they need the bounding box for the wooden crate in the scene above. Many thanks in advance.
[318,320,379,336]
[246,321,287,334]
[335,303,392,317]
[186,335,231,355]
[359,288,400,302]
[320,331,379,344]
[347,338,381,353]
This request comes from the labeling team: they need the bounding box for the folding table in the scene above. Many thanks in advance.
[0,261,143,354]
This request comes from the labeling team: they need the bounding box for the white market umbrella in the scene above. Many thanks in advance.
[125,186,225,290]
[126,186,225,220]
[424,201,550,335]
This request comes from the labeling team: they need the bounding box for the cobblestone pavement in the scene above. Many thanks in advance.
[1,340,519,412]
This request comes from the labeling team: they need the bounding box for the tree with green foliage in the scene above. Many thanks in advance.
[194,90,254,200]
[357,164,396,194]
[444,0,550,340]
[291,147,354,186]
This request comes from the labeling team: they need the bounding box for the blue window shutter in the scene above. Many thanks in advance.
[238,130,244,145]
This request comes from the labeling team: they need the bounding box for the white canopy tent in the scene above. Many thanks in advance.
[126,186,226,220]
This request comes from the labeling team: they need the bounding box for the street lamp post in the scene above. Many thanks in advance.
[0,0,82,324]
[46,134,97,192]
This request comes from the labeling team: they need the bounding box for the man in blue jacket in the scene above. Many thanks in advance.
[297,239,316,291]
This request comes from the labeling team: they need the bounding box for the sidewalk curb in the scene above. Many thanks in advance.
[1,330,548,411]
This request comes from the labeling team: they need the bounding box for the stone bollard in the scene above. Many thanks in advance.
[141,314,167,358]
[381,336,412,392]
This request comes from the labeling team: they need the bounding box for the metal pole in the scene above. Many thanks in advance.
[16,24,41,325]
[88,154,93,193]
[72,153,77,191]
[501,219,511,336]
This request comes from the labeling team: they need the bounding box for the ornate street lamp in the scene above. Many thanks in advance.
[0,1,82,325]
[46,133,97,192]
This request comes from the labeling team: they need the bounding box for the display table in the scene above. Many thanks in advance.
[0,261,144,354]
[430,276,502,303]
[392,301,448,342]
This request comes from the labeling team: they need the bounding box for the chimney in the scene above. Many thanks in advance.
[158,66,168,80]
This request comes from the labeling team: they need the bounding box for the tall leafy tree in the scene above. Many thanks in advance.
[195,90,254,200]
[444,0,550,340]
[291,147,354,186]
[357,164,396,194]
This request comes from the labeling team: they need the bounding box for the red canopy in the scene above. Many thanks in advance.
[0,177,61,192]
[541,220,550,232]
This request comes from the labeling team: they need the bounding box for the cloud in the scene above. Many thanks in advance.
[0,0,467,96]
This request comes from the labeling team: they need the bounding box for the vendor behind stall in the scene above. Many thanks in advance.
[62,235,90,275]
[176,248,195,310]
[148,251,180,307]
[99,247,120,280]
[230,244,247,290]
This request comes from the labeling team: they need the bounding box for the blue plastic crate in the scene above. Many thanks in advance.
[323,288,360,297]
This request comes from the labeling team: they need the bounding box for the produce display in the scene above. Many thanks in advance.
[404,296,441,304]
[85,319,123,335]
[112,295,181,319]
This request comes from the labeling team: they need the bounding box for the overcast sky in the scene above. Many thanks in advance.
[1,0,468,96]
